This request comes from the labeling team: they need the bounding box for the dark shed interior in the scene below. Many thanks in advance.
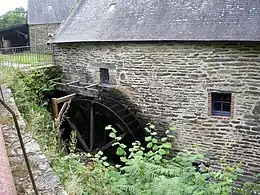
[0,24,29,48]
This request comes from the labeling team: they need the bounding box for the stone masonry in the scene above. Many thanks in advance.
[29,24,60,47]
[53,42,260,182]
[0,85,67,194]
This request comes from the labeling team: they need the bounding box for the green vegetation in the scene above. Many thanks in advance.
[95,125,241,195]
[0,53,52,65]
[0,66,259,195]
[0,7,26,29]
[0,66,59,156]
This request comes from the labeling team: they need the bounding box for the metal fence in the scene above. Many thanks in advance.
[0,45,53,68]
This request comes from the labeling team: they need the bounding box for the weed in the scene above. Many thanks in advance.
[101,124,242,195]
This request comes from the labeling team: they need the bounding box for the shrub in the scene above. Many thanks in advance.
[101,124,242,195]
[4,67,116,194]
[234,175,260,195]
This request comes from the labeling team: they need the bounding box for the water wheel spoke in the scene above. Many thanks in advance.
[79,105,90,119]
[58,101,69,121]
[90,103,95,151]
[66,117,90,152]
[92,100,136,140]
[98,133,127,152]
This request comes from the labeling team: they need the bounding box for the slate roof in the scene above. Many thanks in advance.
[28,0,77,25]
[53,0,260,43]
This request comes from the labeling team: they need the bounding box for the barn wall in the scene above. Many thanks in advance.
[29,24,60,47]
[54,42,260,181]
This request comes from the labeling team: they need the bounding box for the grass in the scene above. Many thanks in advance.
[0,53,52,65]
[0,66,16,84]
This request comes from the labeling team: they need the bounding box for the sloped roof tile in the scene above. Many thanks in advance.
[53,0,260,42]
[28,0,77,25]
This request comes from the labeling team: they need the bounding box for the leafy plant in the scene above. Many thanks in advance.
[10,68,57,113]
[103,124,241,195]
[2,67,116,194]
[0,7,26,29]
[52,152,120,195]
[234,174,260,195]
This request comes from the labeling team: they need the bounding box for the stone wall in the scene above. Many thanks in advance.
[0,85,67,194]
[54,42,260,182]
[29,24,60,47]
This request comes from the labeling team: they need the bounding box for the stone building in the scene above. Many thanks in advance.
[52,0,260,181]
[27,0,77,47]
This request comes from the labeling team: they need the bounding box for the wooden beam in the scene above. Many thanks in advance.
[55,85,98,98]
[52,98,58,119]
[53,81,99,92]
[84,83,99,89]
[58,101,69,121]
[66,80,80,86]
[66,117,90,152]
[57,93,77,104]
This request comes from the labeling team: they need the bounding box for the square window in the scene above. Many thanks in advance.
[100,68,109,84]
[213,102,221,111]
[211,92,231,117]
[223,103,231,112]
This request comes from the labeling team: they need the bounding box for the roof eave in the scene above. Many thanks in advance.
[51,38,260,44]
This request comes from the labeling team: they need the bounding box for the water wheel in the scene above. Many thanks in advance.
[61,95,145,162]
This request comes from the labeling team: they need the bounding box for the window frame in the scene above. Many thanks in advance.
[100,68,109,84]
[211,92,232,117]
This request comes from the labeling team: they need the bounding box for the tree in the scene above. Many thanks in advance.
[0,7,27,30]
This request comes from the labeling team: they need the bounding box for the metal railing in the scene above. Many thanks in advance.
[0,45,53,68]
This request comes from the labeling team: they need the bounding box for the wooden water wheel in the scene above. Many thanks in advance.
[58,95,145,161]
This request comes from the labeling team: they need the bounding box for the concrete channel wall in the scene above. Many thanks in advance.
[0,125,16,195]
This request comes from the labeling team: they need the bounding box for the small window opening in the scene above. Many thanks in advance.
[107,3,116,12]
[211,92,231,117]
[100,68,109,84]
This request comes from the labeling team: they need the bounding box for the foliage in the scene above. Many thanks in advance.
[234,174,260,195]
[101,124,243,195]
[0,66,16,85]
[52,152,119,195]
[1,67,60,156]
[1,67,116,194]
[0,7,26,29]
[10,68,57,114]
